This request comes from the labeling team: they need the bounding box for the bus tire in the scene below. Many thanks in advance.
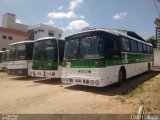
[147,63,151,73]
[116,67,126,86]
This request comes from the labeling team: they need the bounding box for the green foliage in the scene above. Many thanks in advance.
[146,36,157,48]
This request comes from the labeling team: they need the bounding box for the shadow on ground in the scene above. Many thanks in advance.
[65,70,160,96]
[12,76,63,85]
[33,78,62,85]
[12,76,40,81]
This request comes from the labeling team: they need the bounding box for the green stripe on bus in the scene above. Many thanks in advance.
[62,53,153,68]
[63,60,106,68]
[32,60,58,69]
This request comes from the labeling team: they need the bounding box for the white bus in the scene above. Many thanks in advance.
[7,41,34,76]
[30,37,65,78]
[1,50,9,71]
[0,51,4,71]
[61,29,153,87]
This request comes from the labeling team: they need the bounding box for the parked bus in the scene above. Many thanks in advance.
[0,51,4,71]
[1,50,9,71]
[7,41,34,76]
[30,37,65,78]
[61,29,153,87]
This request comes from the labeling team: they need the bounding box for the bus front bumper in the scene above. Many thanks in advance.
[7,69,28,76]
[61,77,106,87]
[30,70,60,78]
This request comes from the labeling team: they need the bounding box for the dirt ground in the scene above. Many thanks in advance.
[0,70,159,115]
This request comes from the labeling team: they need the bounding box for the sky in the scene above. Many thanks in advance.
[0,0,159,39]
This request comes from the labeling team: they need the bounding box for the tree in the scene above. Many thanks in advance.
[146,35,157,48]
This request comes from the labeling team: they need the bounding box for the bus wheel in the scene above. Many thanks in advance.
[117,67,126,86]
[147,63,151,73]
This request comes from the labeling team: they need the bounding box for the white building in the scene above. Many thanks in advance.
[28,23,63,40]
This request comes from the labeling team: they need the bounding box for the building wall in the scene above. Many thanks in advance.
[154,48,160,66]
[2,13,28,32]
[0,31,28,51]
[28,23,63,40]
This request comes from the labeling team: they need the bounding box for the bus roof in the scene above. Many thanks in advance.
[10,40,34,46]
[66,28,152,46]
[35,37,64,42]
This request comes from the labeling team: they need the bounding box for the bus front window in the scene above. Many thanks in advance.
[64,40,79,60]
[17,44,26,60]
[80,36,105,60]
[9,46,16,61]
[0,53,3,62]
[33,39,58,61]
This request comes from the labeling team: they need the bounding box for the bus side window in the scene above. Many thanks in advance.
[58,40,65,62]
[142,44,147,53]
[130,40,138,53]
[121,37,130,52]
[150,46,153,54]
[138,42,143,53]
[106,34,121,59]
[147,45,150,54]
[26,43,34,60]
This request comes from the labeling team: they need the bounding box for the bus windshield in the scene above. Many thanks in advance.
[65,36,105,60]
[0,52,3,62]
[33,39,58,61]
[17,44,26,60]
[9,46,16,61]
[80,36,104,59]
[65,40,79,60]
[2,52,6,62]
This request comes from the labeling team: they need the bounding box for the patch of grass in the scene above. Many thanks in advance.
[122,85,144,97]
[154,87,160,93]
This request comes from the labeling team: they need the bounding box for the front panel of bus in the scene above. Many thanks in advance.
[7,43,33,76]
[31,39,60,78]
[62,31,109,87]
[0,52,4,71]
[1,50,9,71]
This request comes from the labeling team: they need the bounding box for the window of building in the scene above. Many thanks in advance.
[48,32,54,37]
[34,31,37,34]
[2,48,6,51]
[38,29,44,32]
[2,35,7,39]
[59,34,62,37]
[8,36,13,40]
